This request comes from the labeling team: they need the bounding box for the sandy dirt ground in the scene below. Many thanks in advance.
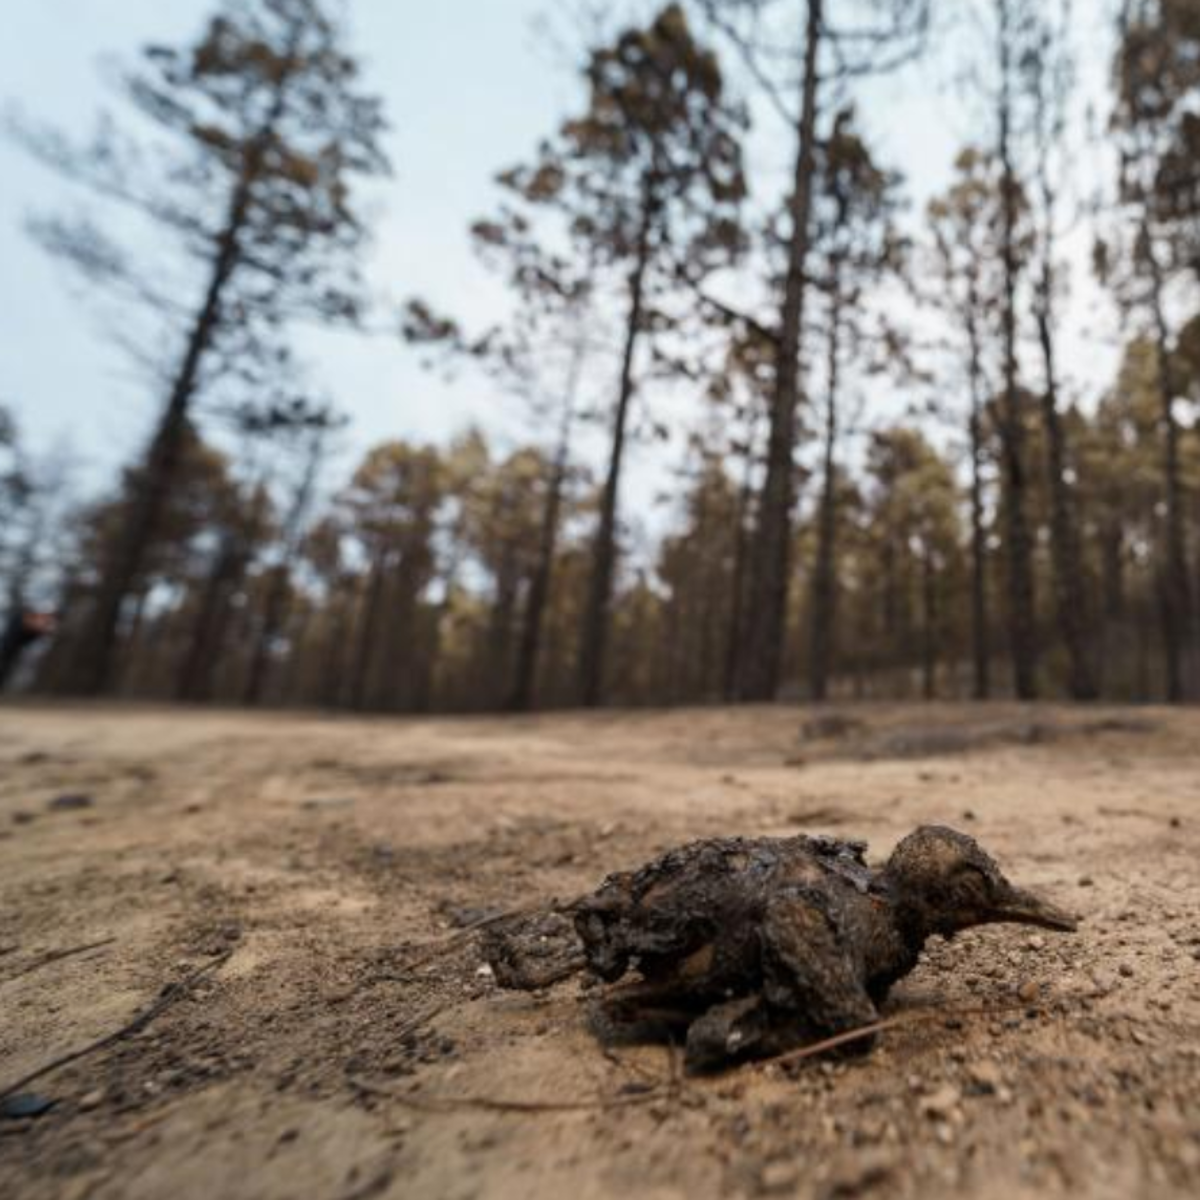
[0,701,1197,1200]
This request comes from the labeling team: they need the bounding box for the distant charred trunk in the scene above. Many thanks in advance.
[996,0,1038,699]
[722,445,756,703]
[244,431,325,706]
[320,584,354,708]
[0,612,53,691]
[921,547,937,701]
[509,358,579,712]
[808,277,842,704]
[509,450,566,712]
[242,564,288,706]
[740,0,823,702]
[1146,230,1190,701]
[70,163,259,697]
[176,534,249,703]
[487,542,520,708]
[965,303,990,700]
[350,553,388,711]
[1032,106,1097,701]
[578,182,656,708]
[1034,301,1098,700]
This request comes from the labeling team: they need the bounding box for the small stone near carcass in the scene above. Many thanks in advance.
[920,1083,962,1120]
[301,796,354,810]
[966,1060,1004,1095]
[48,793,93,811]
[759,1161,800,1193]
[823,1150,894,1197]
[1,1093,56,1119]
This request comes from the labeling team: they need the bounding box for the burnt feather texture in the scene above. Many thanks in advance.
[488,825,1078,1071]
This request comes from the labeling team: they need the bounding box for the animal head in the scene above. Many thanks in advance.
[884,825,1077,939]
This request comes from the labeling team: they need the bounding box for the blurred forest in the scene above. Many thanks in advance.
[3,0,1200,711]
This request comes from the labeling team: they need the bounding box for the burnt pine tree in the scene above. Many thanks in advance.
[698,0,930,701]
[174,458,269,704]
[404,198,601,713]
[12,0,387,693]
[1024,7,1098,700]
[993,0,1040,699]
[501,5,746,706]
[807,110,903,703]
[1107,0,1197,699]
[468,216,600,714]
[242,400,346,705]
[734,0,825,703]
[928,150,1004,701]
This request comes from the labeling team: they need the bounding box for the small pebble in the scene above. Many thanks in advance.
[967,1060,1004,1094]
[920,1083,961,1119]
[1017,980,1040,1003]
[760,1161,799,1192]
[1,1093,55,1119]
[1118,963,1134,978]
[48,793,93,811]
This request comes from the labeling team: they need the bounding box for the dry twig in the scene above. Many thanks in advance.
[0,950,233,1100]
[1,937,117,985]
[394,898,583,974]
[347,1074,661,1114]
[753,990,1101,1073]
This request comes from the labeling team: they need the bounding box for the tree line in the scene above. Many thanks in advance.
[3,0,1200,710]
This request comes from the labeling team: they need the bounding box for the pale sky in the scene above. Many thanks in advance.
[0,0,1125,529]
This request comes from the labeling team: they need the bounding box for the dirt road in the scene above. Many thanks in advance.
[0,703,1197,1199]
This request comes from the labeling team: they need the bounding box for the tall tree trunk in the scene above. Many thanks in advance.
[1099,509,1125,694]
[487,542,519,708]
[996,0,1039,699]
[243,432,325,706]
[698,524,722,700]
[176,534,246,702]
[1033,146,1098,699]
[68,151,269,696]
[722,444,756,702]
[420,555,461,714]
[349,553,388,711]
[508,342,583,712]
[320,585,353,709]
[921,547,937,700]
[276,603,311,706]
[0,613,50,690]
[578,183,656,707]
[739,0,823,701]
[965,301,991,700]
[1145,229,1190,701]
[1034,303,1098,700]
[808,278,842,703]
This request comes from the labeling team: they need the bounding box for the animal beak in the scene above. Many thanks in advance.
[988,884,1078,932]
